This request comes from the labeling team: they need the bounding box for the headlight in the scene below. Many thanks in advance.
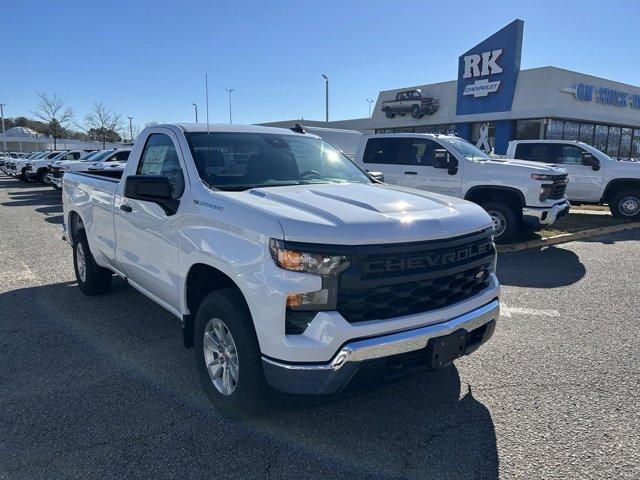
[531,173,556,181]
[269,238,350,334]
[269,238,349,275]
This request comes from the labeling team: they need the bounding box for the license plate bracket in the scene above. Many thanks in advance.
[426,329,467,367]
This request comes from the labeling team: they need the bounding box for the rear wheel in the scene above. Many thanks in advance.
[37,170,48,184]
[73,230,112,294]
[480,200,519,244]
[609,190,640,219]
[194,288,271,419]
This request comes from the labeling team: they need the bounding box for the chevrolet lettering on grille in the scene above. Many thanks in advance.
[362,240,494,275]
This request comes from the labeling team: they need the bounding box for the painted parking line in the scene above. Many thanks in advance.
[501,306,561,318]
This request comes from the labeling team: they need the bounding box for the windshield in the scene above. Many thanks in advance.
[87,150,116,162]
[440,138,491,161]
[79,151,100,160]
[186,132,372,191]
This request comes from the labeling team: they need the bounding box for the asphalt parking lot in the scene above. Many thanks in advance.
[1,177,638,480]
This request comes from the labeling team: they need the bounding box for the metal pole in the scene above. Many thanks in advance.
[366,99,374,117]
[321,75,329,122]
[127,116,133,142]
[0,104,6,152]
[192,103,198,123]
[225,89,234,124]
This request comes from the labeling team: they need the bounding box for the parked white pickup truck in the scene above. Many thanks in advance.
[507,140,640,219]
[351,133,570,243]
[62,123,500,417]
[25,150,90,184]
[48,148,131,189]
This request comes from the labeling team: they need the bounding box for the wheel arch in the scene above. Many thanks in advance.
[600,178,640,203]
[465,185,525,210]
[182,263,249,349]
[67,210,85,246]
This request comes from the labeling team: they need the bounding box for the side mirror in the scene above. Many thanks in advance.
[368,171,385,183]
[581,152,601,171]
[433,149,459,175]
[124,175,179,215]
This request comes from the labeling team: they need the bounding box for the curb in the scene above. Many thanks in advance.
[497,221,640,253]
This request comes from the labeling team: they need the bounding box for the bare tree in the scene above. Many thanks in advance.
[32,93,74,149]
[84,103,125,148]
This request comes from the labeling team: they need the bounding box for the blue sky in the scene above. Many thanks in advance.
[1,0,639,129]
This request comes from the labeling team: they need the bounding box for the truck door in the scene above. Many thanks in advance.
[360,137,405,185]
[555,144,604,202]
[115,130,186,311]
[400,138,463,197]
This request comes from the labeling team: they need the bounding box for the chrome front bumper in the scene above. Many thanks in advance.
[523,200,570,228]
[262,299,499,395]
[47,174,61,188]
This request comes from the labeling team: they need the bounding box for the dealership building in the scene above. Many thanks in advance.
[263,19,640,161]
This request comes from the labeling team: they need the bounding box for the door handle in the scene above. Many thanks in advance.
[120,204,132,213]
[404,171,418,175]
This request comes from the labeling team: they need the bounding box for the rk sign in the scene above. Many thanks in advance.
[462,49,504,97]
[456,19,524,115]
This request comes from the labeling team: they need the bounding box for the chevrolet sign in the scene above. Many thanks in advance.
[463,79,501,98]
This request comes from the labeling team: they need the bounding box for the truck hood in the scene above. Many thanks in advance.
[222,183,492,245]
[485,157,567,174]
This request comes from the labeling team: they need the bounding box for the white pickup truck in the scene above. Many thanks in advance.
[62,123,500,417]
[507,140,640,219]
[352,133,570,243]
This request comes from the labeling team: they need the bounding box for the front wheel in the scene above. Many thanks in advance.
[609,190,640,219]
[194,288,271,419]
[73,230,112,295]
[480,200,519,244]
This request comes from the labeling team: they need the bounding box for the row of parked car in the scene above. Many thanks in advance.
[0,147,132,190]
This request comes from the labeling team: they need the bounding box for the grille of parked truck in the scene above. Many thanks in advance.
[62,123,500,418]
[507,139,640,219]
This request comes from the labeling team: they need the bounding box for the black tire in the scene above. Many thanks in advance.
[609,189,640,219]
[480,200,519,244]
[411,105,420,118]
[194,288,271,419]
[37,169,48,184]
[73,230,112,295]
[384,107,395,119]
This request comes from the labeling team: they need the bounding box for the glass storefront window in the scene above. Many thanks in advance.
[546,119,564,140]
[594,125,608,152]
[563,121,580,141]
[620,128,632,161]
[515,119,545,140]
[579,123,595,145]
[631,130,640,162]
[607,127,621,158]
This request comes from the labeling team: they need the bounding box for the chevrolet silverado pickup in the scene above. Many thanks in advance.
[353,133,570,243]
[507,139,640,219]
[62,123,500,417]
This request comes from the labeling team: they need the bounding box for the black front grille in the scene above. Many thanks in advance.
[548,175,568,200]
[335,229,495,323]
[50,167,63,178]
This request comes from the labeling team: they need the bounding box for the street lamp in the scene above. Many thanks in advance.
[225,89,234,124]
[0,104,6,152]
[366,99,374,117]
[321,74,329,122]
[191,103,198,123]
[127,116,133,143]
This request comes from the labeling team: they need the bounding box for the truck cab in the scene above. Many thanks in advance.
[354,133,570,243]
[507,140,640,219]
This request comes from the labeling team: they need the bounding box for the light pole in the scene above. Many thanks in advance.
[366,99,374,117]
[0,104,6,152]
[225,89,234,124]
[127,116,134,143]
[321,74,329,122]
[192,103,198,123]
